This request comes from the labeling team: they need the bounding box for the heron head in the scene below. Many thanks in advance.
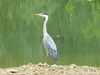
[34,12,48,18]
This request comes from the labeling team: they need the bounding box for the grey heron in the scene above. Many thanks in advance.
[35,12,57,61]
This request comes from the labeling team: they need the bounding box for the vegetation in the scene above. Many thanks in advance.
[0,0,100,67]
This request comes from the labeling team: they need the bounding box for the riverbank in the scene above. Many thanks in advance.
[0,63,100,75]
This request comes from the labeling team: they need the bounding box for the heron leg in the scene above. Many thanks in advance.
[46,50,48,56]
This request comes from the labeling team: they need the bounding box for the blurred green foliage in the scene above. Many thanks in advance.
[0,0,100,67]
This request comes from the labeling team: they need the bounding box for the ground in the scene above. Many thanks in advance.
[0,63,100,75]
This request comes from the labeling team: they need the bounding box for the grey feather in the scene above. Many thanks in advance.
[43,34,57,60]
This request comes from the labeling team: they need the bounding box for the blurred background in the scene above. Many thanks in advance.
[0,0,100,68]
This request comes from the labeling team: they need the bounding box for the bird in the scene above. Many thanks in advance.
[35,12,57,61]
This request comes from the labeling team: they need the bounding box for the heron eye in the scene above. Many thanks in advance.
[43,12,48,15]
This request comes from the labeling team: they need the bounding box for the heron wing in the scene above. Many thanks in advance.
[43,34,57,56]
[43,34,57,60]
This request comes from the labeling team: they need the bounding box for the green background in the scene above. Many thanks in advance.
[0,0,100,67]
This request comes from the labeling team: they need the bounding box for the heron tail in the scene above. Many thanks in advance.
[52,50,57,61]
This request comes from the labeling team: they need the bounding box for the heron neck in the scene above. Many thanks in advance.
[43,16,48,36]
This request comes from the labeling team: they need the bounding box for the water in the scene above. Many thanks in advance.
[0,0,100,67]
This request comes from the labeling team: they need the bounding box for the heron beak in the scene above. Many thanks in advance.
[34,13,42,16]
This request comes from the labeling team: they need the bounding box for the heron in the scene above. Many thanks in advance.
[35,12,57,61]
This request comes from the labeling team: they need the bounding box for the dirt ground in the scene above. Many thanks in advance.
[0,63,100,75]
